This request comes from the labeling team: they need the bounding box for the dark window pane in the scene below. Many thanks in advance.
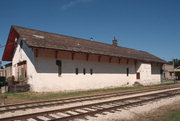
[56,60,62,66]
[75,68,78,75]
[56,60,62,76]
[136,72,140,79]
[90,69,93,75]
[83,68,86,75]
[127,68,129,76]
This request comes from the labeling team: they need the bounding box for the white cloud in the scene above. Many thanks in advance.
[61,0,93,10]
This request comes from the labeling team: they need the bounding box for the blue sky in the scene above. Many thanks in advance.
[0,0,180,64]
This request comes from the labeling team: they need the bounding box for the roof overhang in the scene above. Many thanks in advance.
[32,46,166,64]
[169,70,180,72]
[2,25,167,64]
[2,27,19,61]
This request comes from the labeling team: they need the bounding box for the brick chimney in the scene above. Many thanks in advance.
[112,37,118,46]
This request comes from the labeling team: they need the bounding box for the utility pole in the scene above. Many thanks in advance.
[173,59,176,83]
[0,62,1,70]
[0,44,5,69]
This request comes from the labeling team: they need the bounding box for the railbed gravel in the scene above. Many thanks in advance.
[0,87,180,120]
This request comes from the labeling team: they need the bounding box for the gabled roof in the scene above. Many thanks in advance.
[2,25,166,63]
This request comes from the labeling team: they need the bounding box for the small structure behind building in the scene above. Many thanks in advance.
[172,66,180,80]
[0,62,29,93]
[0,68,5,77]
[0,63,12,78]
[163,64,180,81]
[4,63,12,78]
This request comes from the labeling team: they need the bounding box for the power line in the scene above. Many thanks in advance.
[0,44,5,48]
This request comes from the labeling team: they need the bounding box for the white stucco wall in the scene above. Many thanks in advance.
[136,63,161,85]
[33,49,137,92]
[12,39,40,90]
[12,40,162,92]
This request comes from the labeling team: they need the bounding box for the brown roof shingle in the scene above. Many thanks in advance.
[12,25,166,63]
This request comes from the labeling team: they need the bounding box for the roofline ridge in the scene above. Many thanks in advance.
[12,25,142,52]
[10,25,166,63]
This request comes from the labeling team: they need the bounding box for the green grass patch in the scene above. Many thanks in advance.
[0,82,179,101]
[154,81,180,86]
[1,86,143,101]
[162,109,180,121]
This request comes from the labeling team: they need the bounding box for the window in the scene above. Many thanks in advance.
[75,68,78,75]
[56,60,62,76]
[127,68,129,76]
[90,68,93,75]
[17,61,27,81]
[83,68,86,75]
[136,72,140,79]
[21,68,24,78]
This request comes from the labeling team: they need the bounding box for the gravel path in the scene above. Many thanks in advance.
[81,95,180,121]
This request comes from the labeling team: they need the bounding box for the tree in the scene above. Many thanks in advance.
[168,59,180,68]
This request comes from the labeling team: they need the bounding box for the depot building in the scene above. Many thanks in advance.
[2,26,166,92]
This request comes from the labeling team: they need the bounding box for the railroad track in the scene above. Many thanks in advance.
[0,88,180,121]
[0,84,179,114]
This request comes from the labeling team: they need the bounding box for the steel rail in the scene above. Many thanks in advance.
[0,84,179,114]
[0,88,179,121]
[54,90,180,121]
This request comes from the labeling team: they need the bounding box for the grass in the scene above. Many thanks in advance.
[162,109,180,121]
[155,82,179,86]
[127,94,180,121]
[1,86,141,101]
[0,82,179,103]
[147,102,180,121]
[129,106,180,121]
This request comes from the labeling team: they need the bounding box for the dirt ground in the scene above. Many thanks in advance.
[0,86,149,105]
[127,100,180,121]
[1,83,179,105]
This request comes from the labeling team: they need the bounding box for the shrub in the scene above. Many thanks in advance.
[133,81,143,87]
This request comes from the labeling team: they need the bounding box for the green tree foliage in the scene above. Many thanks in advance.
[168,59,180,68]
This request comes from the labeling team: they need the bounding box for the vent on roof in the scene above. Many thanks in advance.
[33,35,45,39]
[112,37,118,46]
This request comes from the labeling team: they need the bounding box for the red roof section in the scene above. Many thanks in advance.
[2,27,19,61]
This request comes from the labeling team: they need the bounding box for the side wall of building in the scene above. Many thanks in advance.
[12,39,40,89]
[136,63,161,85]
[35,50,135,92]
[12,41,162,92]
